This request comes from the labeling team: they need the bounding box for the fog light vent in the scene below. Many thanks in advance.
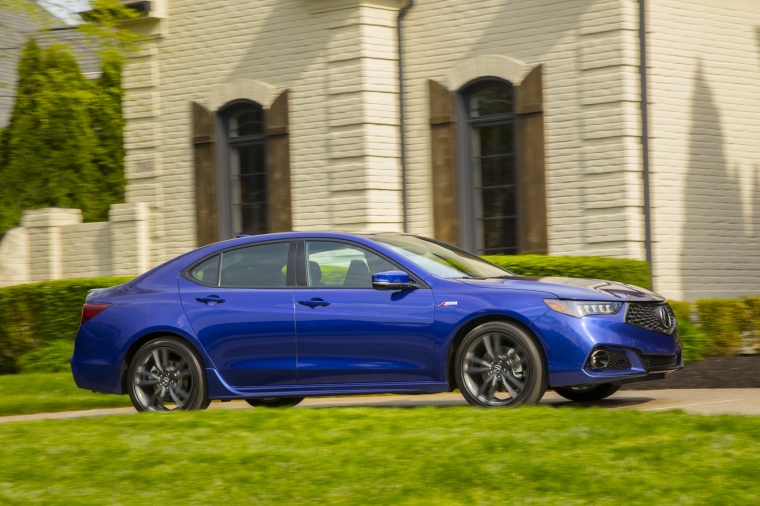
[585,349,631,371]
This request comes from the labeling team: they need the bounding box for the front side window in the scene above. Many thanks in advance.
[461,79,518,255]
[305,241,396,288]
[221,101,267,236]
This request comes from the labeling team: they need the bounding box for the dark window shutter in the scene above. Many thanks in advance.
[265,90,292,232]
[192,101,219,246]
[515,65,548,254]
[429,79,459,246]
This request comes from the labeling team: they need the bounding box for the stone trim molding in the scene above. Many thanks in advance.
[445,54,532,91]
[206,79,280,112]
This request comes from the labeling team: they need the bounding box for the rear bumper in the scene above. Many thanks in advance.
[70,326,125,394]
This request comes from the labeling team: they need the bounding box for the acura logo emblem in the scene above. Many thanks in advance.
[655,306,675,332]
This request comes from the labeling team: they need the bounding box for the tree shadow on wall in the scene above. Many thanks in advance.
[679,63,747,299]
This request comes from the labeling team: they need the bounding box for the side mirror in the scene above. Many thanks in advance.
[372,270,418,291]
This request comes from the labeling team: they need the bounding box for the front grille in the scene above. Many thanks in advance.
[585,349,631,371]
[641,354,679,371]
[626,303,676,335]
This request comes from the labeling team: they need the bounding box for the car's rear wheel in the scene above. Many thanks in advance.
[245,397,304,408]
[553,383,621,402]
[128,337,210,412]
[455,321,547,407]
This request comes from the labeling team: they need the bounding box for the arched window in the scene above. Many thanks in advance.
[461,79,518,254]
[429,67,546,256]
[192,90,292,246]
[219,100,268,236]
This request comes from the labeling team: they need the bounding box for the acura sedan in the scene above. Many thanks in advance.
[71,232,683,411]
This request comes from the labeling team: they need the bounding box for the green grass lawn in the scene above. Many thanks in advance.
[0,373,131,416]
[0,407,758,504]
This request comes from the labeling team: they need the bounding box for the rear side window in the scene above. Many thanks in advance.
[189,242,290,288]
[189,255,220,285]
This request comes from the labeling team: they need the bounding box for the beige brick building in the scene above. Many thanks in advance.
[2,0,760,302]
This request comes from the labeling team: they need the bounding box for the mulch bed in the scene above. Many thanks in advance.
[622,354,760,390]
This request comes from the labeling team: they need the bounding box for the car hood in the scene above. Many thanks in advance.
[459,276,665,302]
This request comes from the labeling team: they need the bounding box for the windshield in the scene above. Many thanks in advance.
[370,235,513,279]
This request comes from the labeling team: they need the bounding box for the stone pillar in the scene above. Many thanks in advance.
[110,202,151,276]
[0,227,30,287]
[22,208,82,282]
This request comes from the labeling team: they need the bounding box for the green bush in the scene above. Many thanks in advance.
[17,340,73,373]
[742,297,760,349]
[0,276,132,374]
[695,299,745,355]
[668,301,691,323]
[3,256,757,376]
[666,301,707,363]
[483,254,650,289]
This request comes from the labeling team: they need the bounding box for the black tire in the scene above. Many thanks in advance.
[127,337,210,412]
[455,321,547,407]
[245,397,305,408]
[553,383,621,402]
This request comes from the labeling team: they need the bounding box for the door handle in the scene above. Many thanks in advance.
[196,295,226,305]
[298,298,330,308]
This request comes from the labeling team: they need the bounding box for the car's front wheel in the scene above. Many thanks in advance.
[455,321,547,407]
[245,397,305,408]
[553,383,621,402]
[127,337,210,412]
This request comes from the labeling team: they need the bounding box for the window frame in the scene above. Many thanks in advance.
[217,99,268,239]
[457,77,522,255]
[181,240,297,289]
[294,239,426,289]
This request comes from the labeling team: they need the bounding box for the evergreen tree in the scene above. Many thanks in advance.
[37,44,99,218]
[0,38,47,235]
[90,47,126,222]
[0,37,127,237]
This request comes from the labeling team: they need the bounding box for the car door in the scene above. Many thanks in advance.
[294,239,436,385]
[178,240,296,388]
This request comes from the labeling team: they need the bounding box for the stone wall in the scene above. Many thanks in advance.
[0,205,151,287]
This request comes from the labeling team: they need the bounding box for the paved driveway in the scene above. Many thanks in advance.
[2,389,758,423]
[299,389,760,415]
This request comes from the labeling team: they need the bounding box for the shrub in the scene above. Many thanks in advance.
[668,301,691,323]
[483,254,650,289]
[0,276,132,374]
[678,321,710,363]
[695,299,745,355]
[667,301,708,363]
[17,340,73,373]
[740,296,760,352]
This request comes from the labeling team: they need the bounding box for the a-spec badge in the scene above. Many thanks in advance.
[438,301,458,307]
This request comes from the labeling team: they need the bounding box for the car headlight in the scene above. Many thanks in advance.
[543,299,622,318]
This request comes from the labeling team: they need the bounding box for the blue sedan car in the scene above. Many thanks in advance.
[71,232,682,411]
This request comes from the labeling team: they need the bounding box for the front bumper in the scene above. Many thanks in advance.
[534,305,683,388]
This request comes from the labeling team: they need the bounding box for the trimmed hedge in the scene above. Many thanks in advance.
[1,256,757,375]
[695,299,745,355]
[0,255,649,375]
[0,276,132,374]
[484,254,650,289]
[668,301,709,363]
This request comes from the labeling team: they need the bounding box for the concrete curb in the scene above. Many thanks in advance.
[2,389,758,423]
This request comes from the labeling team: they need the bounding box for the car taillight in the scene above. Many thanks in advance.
[81,303,112,324]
